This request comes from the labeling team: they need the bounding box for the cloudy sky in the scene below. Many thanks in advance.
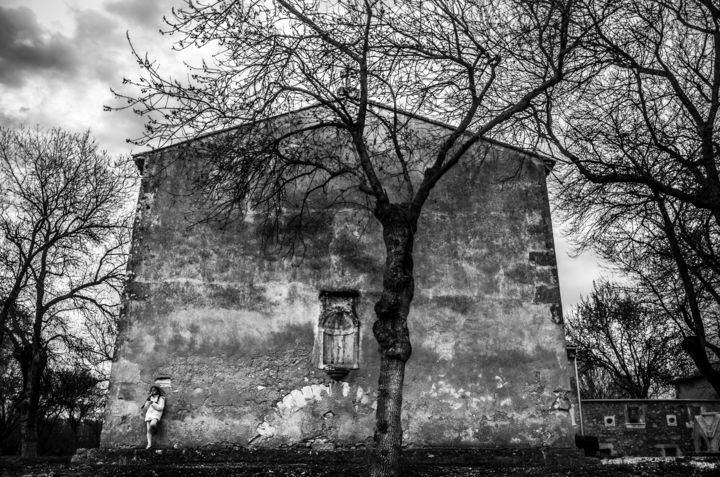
[0,0,611,311]
[0,0,187,155]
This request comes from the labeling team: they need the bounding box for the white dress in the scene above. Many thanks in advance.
[145,395,165,422]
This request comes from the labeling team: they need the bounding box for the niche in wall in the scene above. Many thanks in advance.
[316,290,360,380]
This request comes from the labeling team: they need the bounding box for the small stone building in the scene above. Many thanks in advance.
[581,399,720,457]
[101,110,573,449]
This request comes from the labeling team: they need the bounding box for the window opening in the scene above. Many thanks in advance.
[625,404,646,428]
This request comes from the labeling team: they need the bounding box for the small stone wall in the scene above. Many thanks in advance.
[581,399,720,457]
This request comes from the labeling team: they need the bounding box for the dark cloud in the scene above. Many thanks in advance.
[105,0,170,29]
[0,6,79,86]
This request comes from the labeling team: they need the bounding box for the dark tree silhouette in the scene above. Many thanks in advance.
[0,345,22,447]
[566,280,681,399]
[539,0,720,395]
[40,368,105,446]
[0,127,134,457]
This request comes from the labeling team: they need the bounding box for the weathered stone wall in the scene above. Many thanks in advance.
[102,120,572,450]
[582,399,720,456]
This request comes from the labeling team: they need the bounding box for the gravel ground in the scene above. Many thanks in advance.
[2,457,720,477]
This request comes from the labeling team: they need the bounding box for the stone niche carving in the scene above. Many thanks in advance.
[317,290,360,381]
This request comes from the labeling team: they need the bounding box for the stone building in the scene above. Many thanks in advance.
[101,109,574,450]
[567,348,720,456]
[581,399,720,457]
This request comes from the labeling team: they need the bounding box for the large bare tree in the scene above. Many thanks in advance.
[539,0,720,394]
[566,280,681,399]
[0,127,134,457]
[114,1,591,474]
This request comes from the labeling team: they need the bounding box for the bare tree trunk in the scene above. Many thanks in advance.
[17,346,45,457]
[370,203,416,477]
[19,402,38,457]
[655,195,720,396]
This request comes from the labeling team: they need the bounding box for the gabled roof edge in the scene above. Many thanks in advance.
[130,102,556,173]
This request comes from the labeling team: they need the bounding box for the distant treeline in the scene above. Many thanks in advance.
[0,419,101,456]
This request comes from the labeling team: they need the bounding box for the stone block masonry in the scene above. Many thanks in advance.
[102,111,573,450]
[582,399,720,456]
